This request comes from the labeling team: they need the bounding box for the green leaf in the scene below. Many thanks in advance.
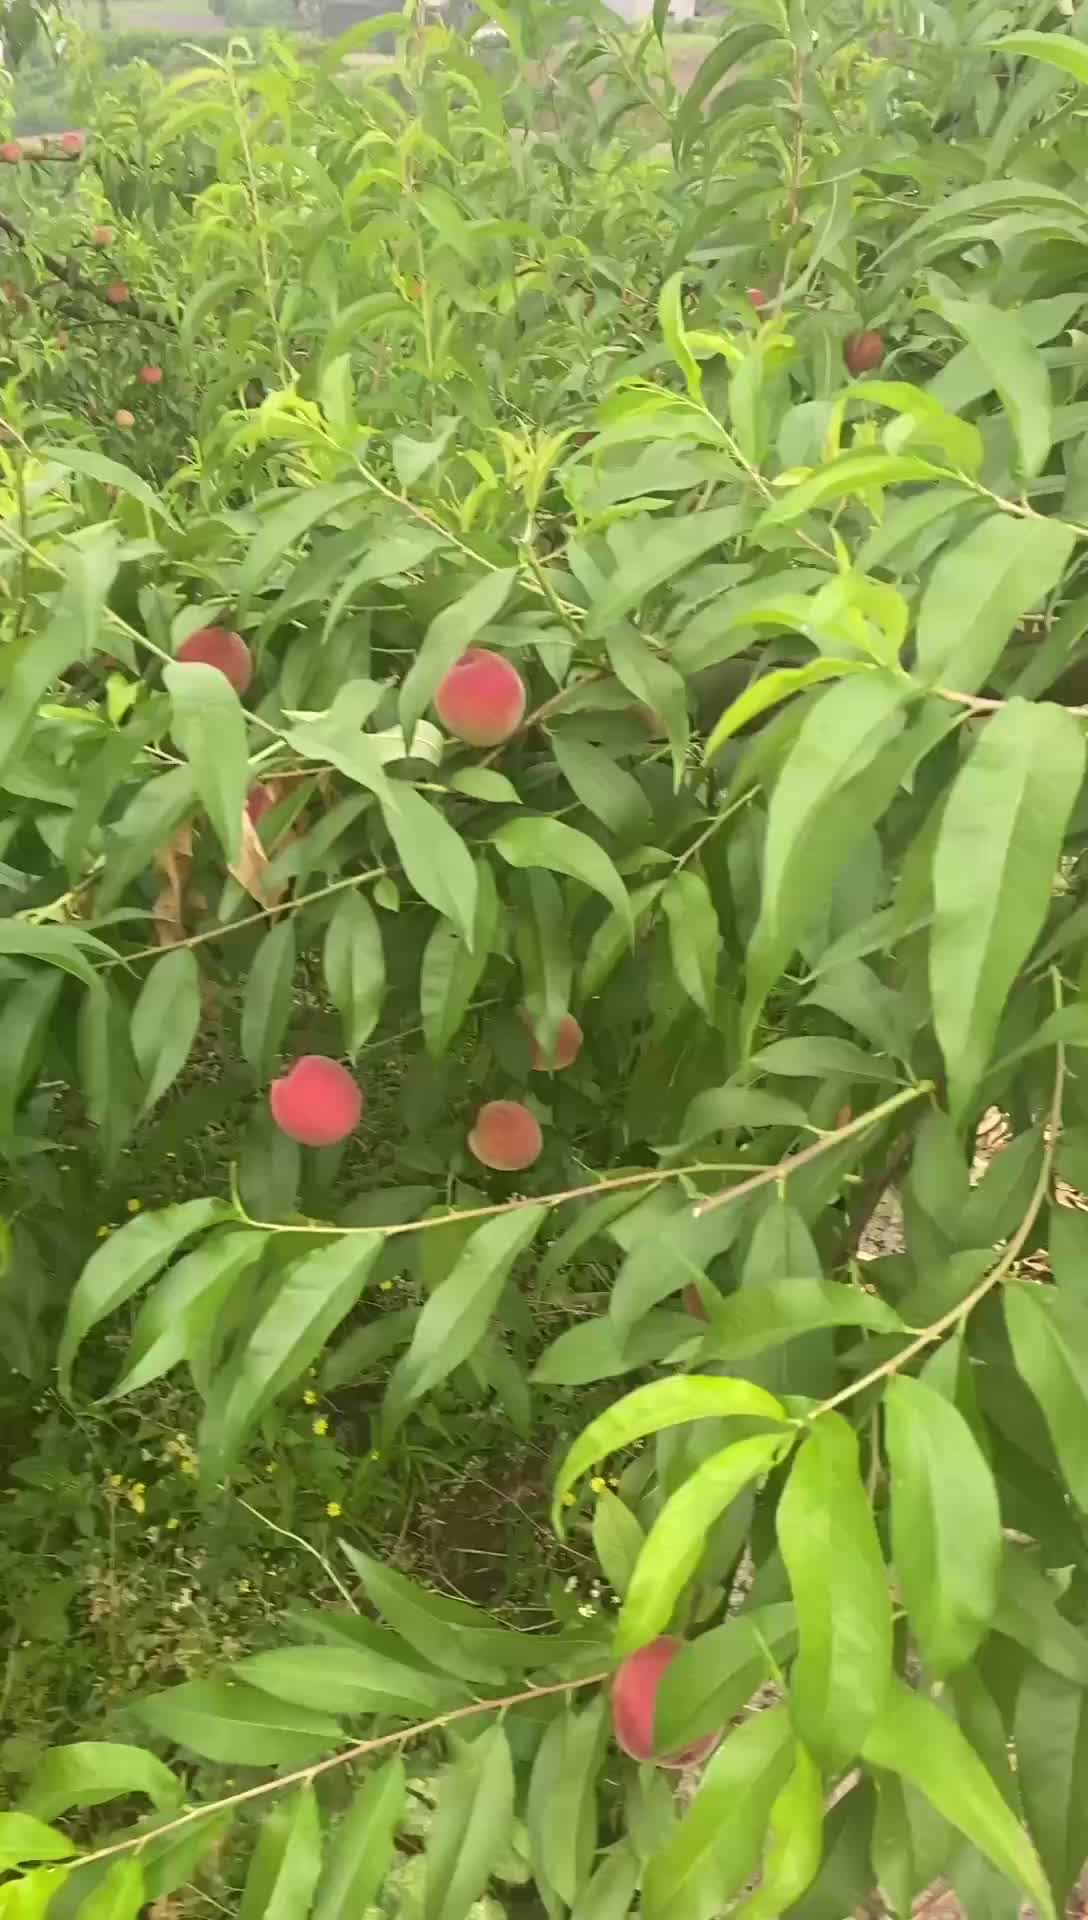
[447,767,521,804]
[313,1758,405,1920]
[995,29,1088,84]
[399,569,516,742]
[238,1786,322,1920]
[0,971,63,1136]
[1014,1660,1088,1913]
[384,1207,546,1428]
[616,1433,791,1655]
[661,870,721,1016]
[527,1699,605,1905]
[605,625,690,788]
[995,1550,1088,1685]
[758,452,948,527]
[553,1376,787,1531]
[705,661,873,760]
[201,1234,382,1482]
[59,1199,229,1396]
[130,948,201,1114]
[323,890,385,1056]
[0,1817,75,1874]
[20,1744,181,1822]
[571,1847,640,1920]
[931,700,1084,1118]
[381,786,478,948]
[732,1741,823,1920]
[641,1707,794,1920]
[702,1277,906,1360]
[77,1861,144,1920]
[932,296,1052,478]
[420,858,497,1059]
[751,1036,896,1081]
[531,1309,696,1386]
[39,445,176,523]
[423,1724,515,1920]
[237,483,367,596]
[592,1490,646,1597]
[1005,1283,1088,1509]
[236,1642,459,1718]
[0,539,118,782]
[884,1375,1001,1675]
[241,922,297,1083]
[164,662,248,865]
[552,736,651,838]
[108,1229,268,1400]
[862,1684,1054,1920]
[658,272,704,400]
[0,923,113,989]
[676,1086,808,1145]
[586,507,747,634]
[653,1606,797,1753]
[492,817,632,934]
[776,1413,893,1767]
[914,515,1075,694]
[134,1680,343,1766]
[340,1546,579,1681]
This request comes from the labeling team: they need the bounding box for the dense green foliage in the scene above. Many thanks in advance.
[9,0,1088,1913]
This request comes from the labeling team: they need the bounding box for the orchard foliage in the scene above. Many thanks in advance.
[9,0,1088,1913]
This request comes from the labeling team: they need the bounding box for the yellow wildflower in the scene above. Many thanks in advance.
[326,1501,342,1518]
[127,1483,145,1515]
[561,1491,576,1507]
[166,1517,180,1531]
[96,1225,111,1240]
[590,1476,607,1494]
[312,1417,329,1437]
[126,1198,142,1214]
[378,1279,394,1292]
[303,1389,318,1406]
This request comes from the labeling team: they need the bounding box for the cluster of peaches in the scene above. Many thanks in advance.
[172,625,574,1171]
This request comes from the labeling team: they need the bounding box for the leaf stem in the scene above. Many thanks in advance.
[95,868,389,971]
[690,1081,935,1218]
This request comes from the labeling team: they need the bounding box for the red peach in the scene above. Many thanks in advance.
[747,287,768,310]
[522,1010,583,1072]
[91,226,114,248]
[434,647,526,748]
[114,409,135,428]
[139,364,162,386]
[105,281,130,306]
[612,1637,721,1768]
[844,329,884,376]
[683,1283,709,1321]
[59,130,85,155]
[246,783,276,826]
[269,1055,363,1146]
[468,1100,543,1171]
[0,142,22,163]
[176,626,253,696]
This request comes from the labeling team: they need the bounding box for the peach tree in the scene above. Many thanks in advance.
[6,2,1088,1916]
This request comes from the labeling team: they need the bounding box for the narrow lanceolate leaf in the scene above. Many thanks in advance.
[340,1546,579,1681]
[323,889,385,1056]
[1014,1660,1088,1914]
[931,700,1084,1118]
[705,659,872,760]
[58,1199,229,1396]
[593,1491,646,1598]
[164,662,248,865]
[399,568,516,741]
[420,858,497,1058]
[238,1786,322,1920]
[702,1278,906,1361]
[914,515,1075,694]
[570,1847,640,1920]
[615,1433,791,1655]
[130,948,201,1114]
[384,1207,546,1429]
[641,1707,794,1920]
[0,535,118,782]
[237,1644,459,1719]
[200,1234,382,1482]
[933,296,1052,479]
[654,1606,797,1755]
[527,1700,606,1905]
[134,1680,343,1767]
[77,1859,144,1920]
[731,1741,823,1920]
[776,1413,893,1767]
[0,1814,75,1873]
[108,1229,268,1400]
[241,921,296,1083]
[423,1724,515,1920]
[20,1744,181,1821]
[863,1685,1054,1920]
[661,870,721,1015]
[380,786,478,948]
[492,817,632,934]
[553,736,651,837]
[1005,1284,1088,1509]
[313,1758,405,1920]
[884,1375,1002,1675]
[553,1376,787,1531]
[585,506,746,634]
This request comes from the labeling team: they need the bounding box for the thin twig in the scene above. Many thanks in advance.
[64,1670,608,1877]
[93,868,388,972]
[691,1082,934,1218]
[233,1494,359,1612]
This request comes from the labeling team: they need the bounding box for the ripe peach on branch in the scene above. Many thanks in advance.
[269,1056,363,1146]
[434,648,526,747]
